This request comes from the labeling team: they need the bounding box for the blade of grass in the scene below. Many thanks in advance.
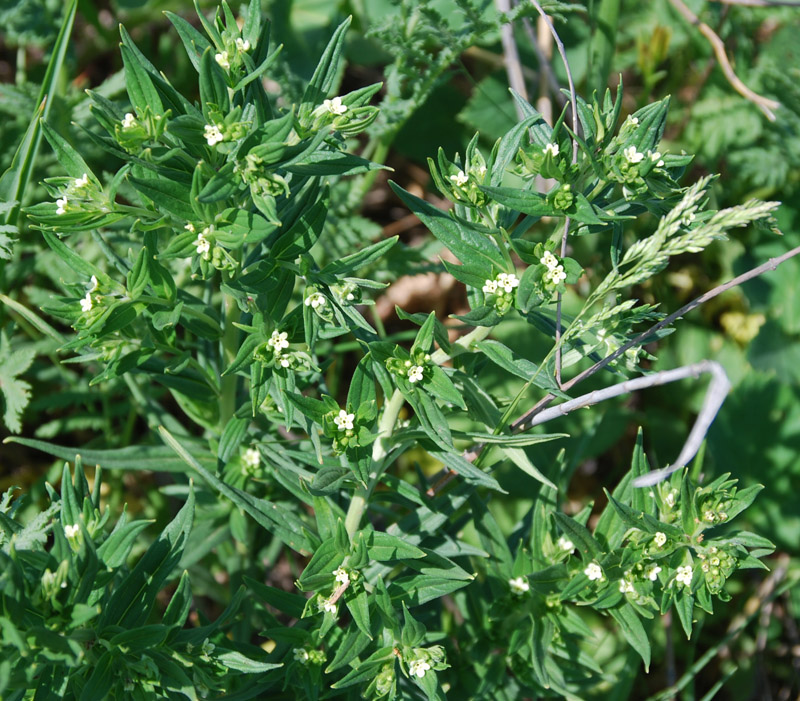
[0,0,78,226]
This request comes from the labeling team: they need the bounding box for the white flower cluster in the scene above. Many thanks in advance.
[508,576,530,595]
[650,150,665,167]
[408,659,431,679]
[584,562,604,582]
[623,145,644,164]
[204,123,224,147]
[449,170,469,188]
[321,599,337,615]
[56,172,92,215]
[333,567,350,587]
[121,112,137,129]
[543,142,559,158]
[78,275,99,313]
[557,536,575,554]
[305,292,327,309]
[265,329,294,368]
[322,96,347,116]
[242,447,260,470]
[193,226,214,260]
[675,565,693,587]
[483,272,520,295]
[540,252,567,285]
[333,409,355,432]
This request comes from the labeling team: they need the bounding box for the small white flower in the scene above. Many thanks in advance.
[509,576,530,595]
[475,164,487,177]
[623,145,644,164]
[56,196,68,215]
[625,115,639,128]
[657,158,665,167]
[121,112,137,129]
[545,265,567,285]
[544,142,559,158]
[653,531,667,548]
[497,272,520,293]
[304,292,326,309]
[242,447,260,469]
[80,292,93,313]
[185,222,195,233]
[449,170,469,187]
[619,579,635,594]
[333,409,355,432]
[407,365,424,384]
[557,536,575,553]
[408,659,431,678]
[646,564,662,581]
[268,330,290,351]
[718,512,727,521]
[704,510,716,522]
[323,96,347,115]
[235,37,251,52]
[675,565,693,586]
[293,648,309,664]
[88,275,99,293]
[204,124,224,147]
[333,567,350,586]
[540,252,559,270]
[650,151,662,163]
[584,562,604,581]
[278,354,291,368]
[665,490,677,508]
[194,232,211,259]
[322,599,337,615]
[214,50,230,69]
[74,173,89,189]
[482,278,498,294]
[64,523,80,538]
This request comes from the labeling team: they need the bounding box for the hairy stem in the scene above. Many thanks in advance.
[344,325,492,536]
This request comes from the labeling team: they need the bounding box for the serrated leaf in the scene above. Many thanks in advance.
[0,332,35,433]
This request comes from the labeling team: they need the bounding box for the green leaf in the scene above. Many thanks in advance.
[245,576,307,619]
[321,236,398,276]
[129,168,195,220]
[346,589,372,639]
[553,512,603,560]
[298,17,352,127]
[41,122,95,181]
[475,340,561,394]
[101,485,194,629]
[428,449,505,493]
[390,182,506,270]
[0,0,77,226]
[164,11,212,73]
[0,331,34,434]
[159,426,313,553]
[480,185,556,218]
[199,47,230,116]
[121,44,164,116]
[608,603,651,670]
[496,446,557,490]
[97,517,153,569]
[216,650,281,673]
[366,531,427,562]
[325,626,372,673]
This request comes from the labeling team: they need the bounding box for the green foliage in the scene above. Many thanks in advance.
[0,0,792,698]
[0,459,277,699]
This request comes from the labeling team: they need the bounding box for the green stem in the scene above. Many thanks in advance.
[219,271,241,428]
[344,325,493,537]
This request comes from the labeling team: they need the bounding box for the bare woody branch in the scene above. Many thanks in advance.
[668,0,781,120]
[496,0,529,121]
[511,243,800,436]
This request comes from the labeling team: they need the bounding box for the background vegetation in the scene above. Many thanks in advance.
[1,0,799,698]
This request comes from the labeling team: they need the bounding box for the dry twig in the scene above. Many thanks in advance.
[668,0,781,120]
